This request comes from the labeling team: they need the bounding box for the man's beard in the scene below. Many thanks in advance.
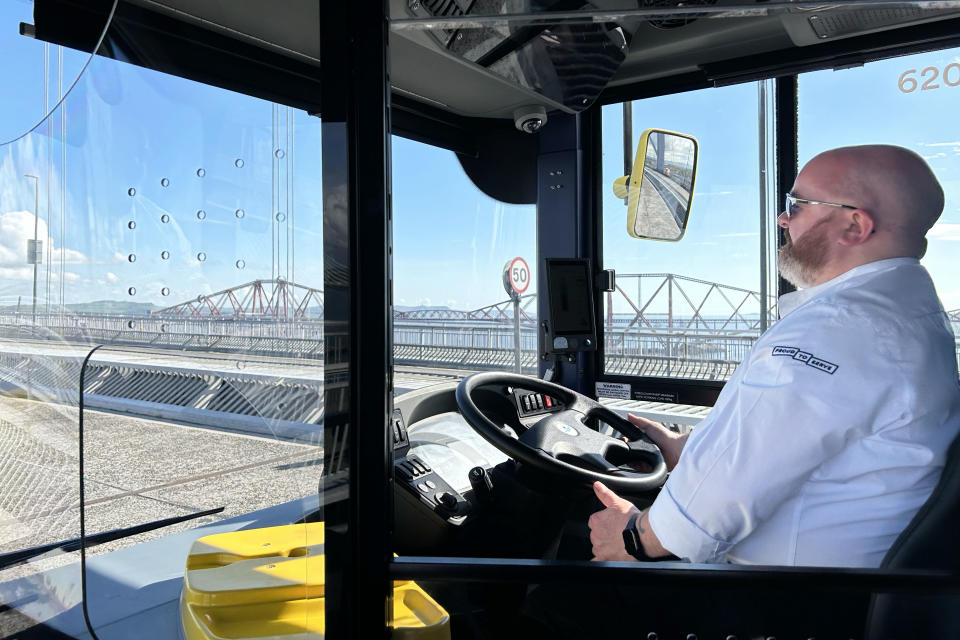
[778,215,832,289]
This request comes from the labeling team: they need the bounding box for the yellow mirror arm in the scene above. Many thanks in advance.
[613,175,630,199]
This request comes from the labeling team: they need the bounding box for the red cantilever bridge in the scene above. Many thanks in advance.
[151,278,536,322]
[152,279,324,319]
[148,277,960,332]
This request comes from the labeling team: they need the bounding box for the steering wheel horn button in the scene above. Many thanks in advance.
[556,423,579,437]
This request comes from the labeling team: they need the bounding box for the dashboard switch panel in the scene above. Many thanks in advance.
[395,454,469,520]
[512,389,562,418]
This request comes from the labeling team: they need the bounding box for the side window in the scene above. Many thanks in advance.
[601,84,778,386]
[799,49,960,372]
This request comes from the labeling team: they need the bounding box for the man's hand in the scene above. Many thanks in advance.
[588,481,639,561]
[627,414,688,471]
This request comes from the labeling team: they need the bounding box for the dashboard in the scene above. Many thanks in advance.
[391,381,572,556]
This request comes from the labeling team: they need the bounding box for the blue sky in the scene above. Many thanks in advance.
[1,1,958,313]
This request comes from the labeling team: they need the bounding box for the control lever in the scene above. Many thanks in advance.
[436,492,458,511]
[468,466,494,506]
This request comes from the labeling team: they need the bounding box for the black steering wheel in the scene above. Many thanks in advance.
[456,372,667,493]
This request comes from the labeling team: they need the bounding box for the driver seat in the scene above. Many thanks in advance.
[864,429,960,639]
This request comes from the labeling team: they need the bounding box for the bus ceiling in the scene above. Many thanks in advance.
[23,0,960,204]
[28,2,960,107]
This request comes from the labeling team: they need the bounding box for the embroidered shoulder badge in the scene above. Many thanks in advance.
[771,346,838,375]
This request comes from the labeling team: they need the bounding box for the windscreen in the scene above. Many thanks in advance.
[601,82,778,386]
[798,46,960,375]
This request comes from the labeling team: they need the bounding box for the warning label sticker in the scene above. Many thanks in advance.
[595,382,631,400]
[634,390,680,404]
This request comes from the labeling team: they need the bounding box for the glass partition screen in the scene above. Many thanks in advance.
[0,4,327,637]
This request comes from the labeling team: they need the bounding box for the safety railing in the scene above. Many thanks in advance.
[2,285,957,377]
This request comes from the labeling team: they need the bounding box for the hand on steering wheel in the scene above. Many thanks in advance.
[456,372,667,493]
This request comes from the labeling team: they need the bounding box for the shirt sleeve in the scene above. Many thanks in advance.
[647,305,900,563]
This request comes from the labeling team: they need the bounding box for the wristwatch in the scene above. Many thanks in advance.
[622,511,649,561]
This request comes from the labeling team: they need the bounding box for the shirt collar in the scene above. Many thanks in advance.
[778,257,918,318]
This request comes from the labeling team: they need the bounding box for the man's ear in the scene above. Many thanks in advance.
[838,209,875,246]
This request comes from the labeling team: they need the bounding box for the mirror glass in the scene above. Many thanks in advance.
[616,129,697,241]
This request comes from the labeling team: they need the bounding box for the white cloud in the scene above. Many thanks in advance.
[0,266,33,280]
[922,152,947,160]
[929,223,960,241]
[0,210,92,267]
[917,141,960,147]
[106,272,119,283]
[693,191,733,197]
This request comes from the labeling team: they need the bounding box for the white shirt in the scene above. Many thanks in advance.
[647,258,960,567]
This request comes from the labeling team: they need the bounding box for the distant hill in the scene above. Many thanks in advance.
[395,305,452,312]
[0,300,158,315]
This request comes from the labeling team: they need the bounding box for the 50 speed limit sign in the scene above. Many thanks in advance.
[503,257,530,296]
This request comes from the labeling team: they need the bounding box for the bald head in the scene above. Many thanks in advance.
[780,145,945,287]
[808,145,944,249]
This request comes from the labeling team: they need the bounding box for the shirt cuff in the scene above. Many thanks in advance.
[648,485,732,563]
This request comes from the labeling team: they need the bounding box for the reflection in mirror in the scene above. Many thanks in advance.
[613,129,697,241]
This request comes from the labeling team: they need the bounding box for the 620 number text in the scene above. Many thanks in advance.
[899,64,960,93]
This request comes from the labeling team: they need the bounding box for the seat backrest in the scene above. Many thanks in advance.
[864,430,960,639]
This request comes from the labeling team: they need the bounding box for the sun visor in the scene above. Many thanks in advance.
[457,118,539,205]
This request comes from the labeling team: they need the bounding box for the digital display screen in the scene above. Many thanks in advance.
[547,260,594,336]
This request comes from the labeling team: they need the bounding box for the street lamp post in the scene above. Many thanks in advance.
[24,174,41,325]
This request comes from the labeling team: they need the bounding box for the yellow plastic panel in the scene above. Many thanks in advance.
[182,523,449,640]
[186,523,325,571]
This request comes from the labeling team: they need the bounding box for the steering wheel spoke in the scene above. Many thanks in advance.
[456,372,667,493]
[571,452,621,474]
[627,438,661,456]
[607,466,647,479]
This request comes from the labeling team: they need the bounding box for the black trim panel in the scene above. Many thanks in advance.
[775,75,798,299]
[33,0,324,113]
[392,555,959,591]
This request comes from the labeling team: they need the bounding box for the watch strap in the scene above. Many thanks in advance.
[622,511,649,561]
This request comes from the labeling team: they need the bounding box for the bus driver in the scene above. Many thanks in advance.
[589,145,960,568]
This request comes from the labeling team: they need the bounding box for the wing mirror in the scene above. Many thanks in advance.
[613,129,698,241]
